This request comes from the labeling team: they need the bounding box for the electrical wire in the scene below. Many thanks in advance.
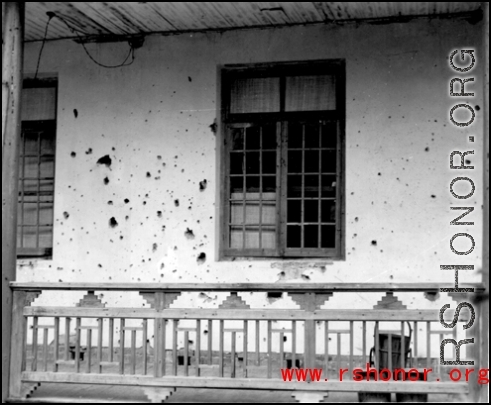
[34,12,136,74]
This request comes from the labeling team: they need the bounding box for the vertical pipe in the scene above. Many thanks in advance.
[2,4,24,401]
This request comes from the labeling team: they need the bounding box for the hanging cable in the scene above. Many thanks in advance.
[34,11,136,74]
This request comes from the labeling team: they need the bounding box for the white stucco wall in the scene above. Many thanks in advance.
[17,17,485,354]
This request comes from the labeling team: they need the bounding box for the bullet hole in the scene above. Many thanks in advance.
[371,240,377,246]
[174,199,180,207]
[431,195,436,199]
[197,253,206,265]
[465,159,471,165]
[109,217,118,228]
[475,105,480,111]
[73,109,78,118]
[301,274,310,281]
[63,212,70,219]
[185,228,195,239]
[424,291,440,302]
[156,211,162,218]
[97,155,112,168]
[209,120,217,134]
[425,147,430,152]
[283,335,288,342]
[188,76,192,82]
[85,148,93,155]
[199,179,208,191]
[108,201,113,205]
[71,152,76,158]
[124,199,130,204]
[152,243,158,252]
[267,292,283,299]
[353,233,357,238]
[157,155,162,160]
[98,264,103,268]
[378,172,381,176]
[104,177,110,185]
[354,217,359,222]
[203,330,208,335]
[146,172,151,178]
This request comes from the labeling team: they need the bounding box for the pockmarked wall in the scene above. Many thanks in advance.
[18,17,484,353]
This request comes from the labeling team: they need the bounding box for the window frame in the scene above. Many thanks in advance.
[17,77,58,259]
[219,60,346,260]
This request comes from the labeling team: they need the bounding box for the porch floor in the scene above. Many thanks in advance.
[10,384,464,403]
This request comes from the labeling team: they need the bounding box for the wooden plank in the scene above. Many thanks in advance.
[10,282,486,293]
[97,318,103,374]
[413,321,418,367]
[9,291,27,398]
[130,330,136,375]
[184,331,189,377]
[255,320,260,366]
[292,321,296,369]
[2,82,9,147]
[142,319,148,376]
[207,320,212,366]
[219,320,224,377]
[75,318,81,374]
[54,318,60,372]
[243,320,248,378]
[2,4,24,401]
[279,332,284,370]
[32,317,39,372]
[324,321,328,373]
[304,319,316,370]
[231,331,236,378]
[374,321,379,370]
[362,321,366,365]
[267,321,272,378]
[64,318,70,362]
[337,333,341,371]
[349,321,353,372]
[172,320,178,376]
[108,318,114,363]
[23,307,457,322]
[426,321,431,369]
[153,319,160,378]
[196,320,201,377]
[42,328,49,372]
[20,372,469,394]
[119,319,125,375]
[160,319,166,377]
[86,329,92,374]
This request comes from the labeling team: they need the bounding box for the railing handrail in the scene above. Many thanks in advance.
[9,282,486,293]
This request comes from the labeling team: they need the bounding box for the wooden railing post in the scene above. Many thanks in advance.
[9,290,27,399]
[2,3,24,402]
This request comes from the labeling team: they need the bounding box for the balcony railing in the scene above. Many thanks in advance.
[8,282,485,403]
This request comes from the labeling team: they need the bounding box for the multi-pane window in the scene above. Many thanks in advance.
[221,61,345,259]
[17,78,57,258]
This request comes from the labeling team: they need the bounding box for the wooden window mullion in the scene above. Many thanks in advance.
[36,131,41,249]
[278,121,287,257]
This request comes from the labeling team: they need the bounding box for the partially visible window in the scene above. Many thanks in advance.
[220,61,345,259]
[17,78,57,259]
